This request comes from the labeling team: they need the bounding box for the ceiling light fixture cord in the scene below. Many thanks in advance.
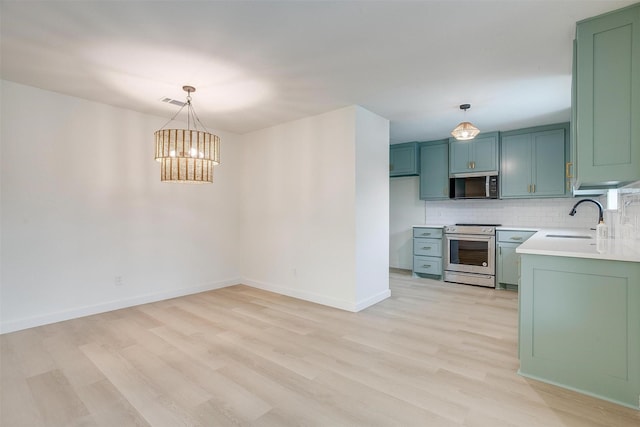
[158,102,188,130]
[189,99,211,134]
[153,85,221,183]
[158,89,211,135]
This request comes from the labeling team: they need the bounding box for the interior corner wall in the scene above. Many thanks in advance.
[239,105,390,311]
[0,80,243,333]
[354,106,390,309]
[239,106,358,310]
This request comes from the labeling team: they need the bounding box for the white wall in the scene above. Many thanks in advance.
[354,107,390,308]
[0,80,242,333]
[240,106,390,311]
[1,82,391,332]
[390,176,607,269]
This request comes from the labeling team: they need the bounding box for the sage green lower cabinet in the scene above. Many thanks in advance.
[412,227,443,279]
[519,254,640,409]
[419,140,449,200]
[496,230,536,290]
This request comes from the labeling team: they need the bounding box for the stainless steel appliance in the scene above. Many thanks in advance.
[449,174,498,199]
[444,224,499,287]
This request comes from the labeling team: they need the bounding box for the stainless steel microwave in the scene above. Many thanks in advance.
[449,174,498,199]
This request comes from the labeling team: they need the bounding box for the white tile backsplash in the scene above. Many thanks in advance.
[619,184,640,240]
[423,197,606,229]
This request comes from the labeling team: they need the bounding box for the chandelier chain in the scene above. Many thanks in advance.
[157,90,210,133]
[158,102,187,130]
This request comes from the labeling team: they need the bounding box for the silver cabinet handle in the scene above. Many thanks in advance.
[422,247,432,250]
[510,237,523,241]
[422,265,431,268]
[422,233,431,236]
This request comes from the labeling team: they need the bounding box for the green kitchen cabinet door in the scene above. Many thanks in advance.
[531,129,567,197]
[500,133,533,198]
[497,242,520,288]
[390,142,418,177]
[501,124,568,199]
[496,230,535,289]
[471,133,500,172]
[419,140,449,200]
[575,3,640,187]
[519,254,640,409]
[448,139,473,174]
[449,132,499,174]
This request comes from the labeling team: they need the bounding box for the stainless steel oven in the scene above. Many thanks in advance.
[444,224,498,288]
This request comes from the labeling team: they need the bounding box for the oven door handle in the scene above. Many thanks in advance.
[445,234,494,242]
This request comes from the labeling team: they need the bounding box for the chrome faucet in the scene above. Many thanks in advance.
[569,198,604,225]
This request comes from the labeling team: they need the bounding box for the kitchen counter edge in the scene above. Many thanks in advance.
[516,229,640,263]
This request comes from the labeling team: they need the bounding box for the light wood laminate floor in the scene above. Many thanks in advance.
[2,270,639,426]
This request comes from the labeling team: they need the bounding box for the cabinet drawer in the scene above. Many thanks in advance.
[413,256,442,275]
[413,227,443,239]
[413,238,442,257]
[497,230,536,243]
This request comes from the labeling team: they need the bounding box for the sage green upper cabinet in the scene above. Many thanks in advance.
[419,140,449,200]
[390,142,418,177]
[449,132,499,175]
[575,3,640,187]
[501,123,569,198]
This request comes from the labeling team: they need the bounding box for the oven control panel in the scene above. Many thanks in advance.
[445,225,496,235]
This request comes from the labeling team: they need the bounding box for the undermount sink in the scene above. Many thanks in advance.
[545,234,593,239]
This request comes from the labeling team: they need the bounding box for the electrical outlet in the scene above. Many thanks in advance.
[114,276,124,286]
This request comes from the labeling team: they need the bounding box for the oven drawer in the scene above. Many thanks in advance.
[413,238,442,257]
[413,227,443,239]
[413,256,442,275]
[444,271,495,288]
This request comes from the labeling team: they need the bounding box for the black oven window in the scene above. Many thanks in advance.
[450,240,488,266]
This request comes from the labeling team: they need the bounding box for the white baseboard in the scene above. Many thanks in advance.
[1,277,391,334]
[0,277,241,334]
[242,277,390,312]
[354,289,391,311]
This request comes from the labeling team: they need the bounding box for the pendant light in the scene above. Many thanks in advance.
[451,103,480,141]
[154,85,220,183]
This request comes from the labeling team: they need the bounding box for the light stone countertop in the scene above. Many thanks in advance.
[496,226,540,232]
[516,228,640,263]
[413,225,542,231]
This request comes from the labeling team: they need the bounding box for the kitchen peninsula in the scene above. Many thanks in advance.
[517,233,640,409]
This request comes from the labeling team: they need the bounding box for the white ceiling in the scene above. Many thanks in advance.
[1,0,636,143]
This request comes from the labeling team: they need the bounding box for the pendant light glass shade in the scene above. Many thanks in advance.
[451,121,480,141]
[154,129,220,183]
[451,104,480,141]
[154,86,220,183]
